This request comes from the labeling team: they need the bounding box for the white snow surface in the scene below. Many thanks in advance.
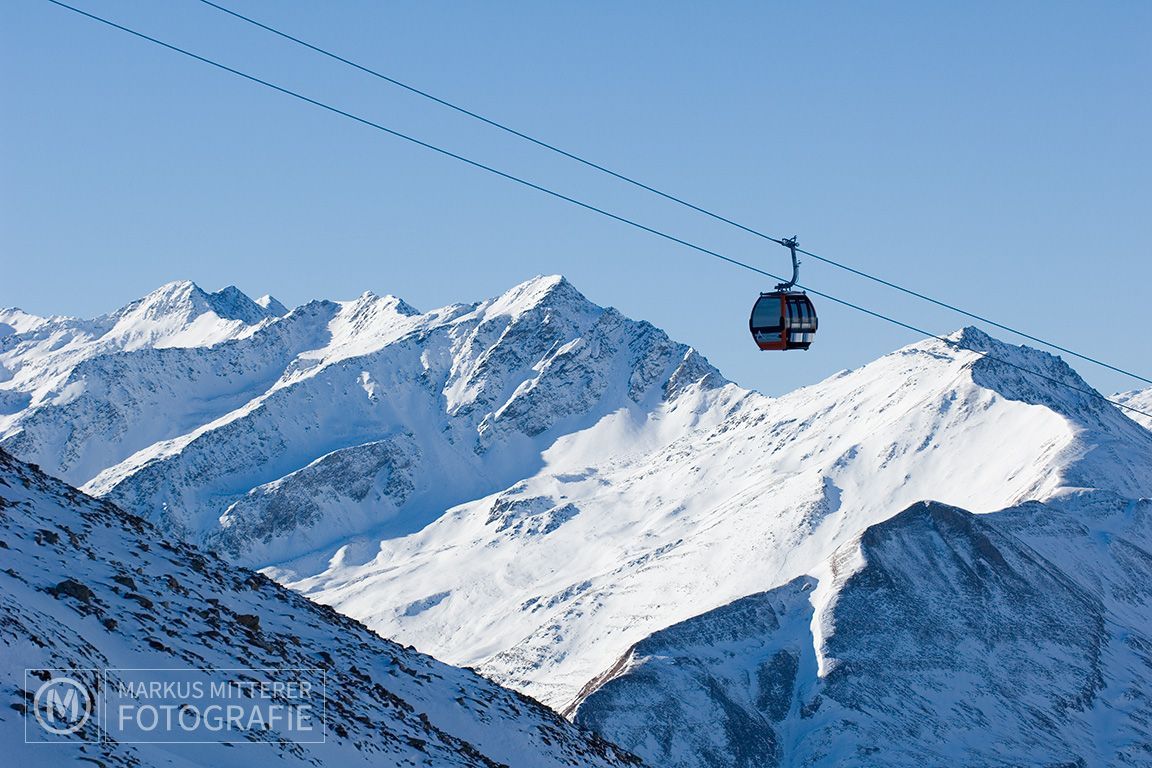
[2,275,718,561]
[0,282,285,472]
[4,276,1151,719]
[0,449,640,767]
[288,325,1152,709]
[1115,387,1152,430]
[0,307,50,337]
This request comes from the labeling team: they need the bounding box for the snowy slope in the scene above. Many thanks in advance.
[0,307,49,337]
[1115,388,1152,431]
[573,493,1152,767]
[1,276,719,568]
[288,326,1152,708]
[0,280,287,477]
[0,448,640,767]
[5,276,1151,732]
[1,298,337,485]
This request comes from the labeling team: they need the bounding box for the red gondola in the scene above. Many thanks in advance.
[749,237,819,351]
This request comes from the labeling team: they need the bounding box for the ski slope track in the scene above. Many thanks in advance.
[0,448,640,767]
[4,276,1152,766]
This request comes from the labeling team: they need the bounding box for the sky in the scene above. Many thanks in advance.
[2,0,1150,397]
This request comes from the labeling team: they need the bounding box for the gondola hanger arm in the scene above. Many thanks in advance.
[776,236,800,291]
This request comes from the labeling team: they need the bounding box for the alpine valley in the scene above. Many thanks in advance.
[3,277,1150,766]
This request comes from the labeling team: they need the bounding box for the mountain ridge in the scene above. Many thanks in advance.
[4,276,1151,761]
[573,493,1152,767]
[0,446,642,767]
[283,310,1152,709]
[1,276,724,566]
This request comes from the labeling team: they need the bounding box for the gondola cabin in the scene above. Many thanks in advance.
[749,291,818,351]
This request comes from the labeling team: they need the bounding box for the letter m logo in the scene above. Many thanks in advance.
[45,687,80,723]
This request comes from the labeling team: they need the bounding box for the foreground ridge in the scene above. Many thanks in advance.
[0,448,641,767]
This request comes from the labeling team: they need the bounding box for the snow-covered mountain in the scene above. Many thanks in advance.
[1,276,716,565]
[0,448,640,767]
[4,277,1151,767]
[286,325,1152,710]
[573,492,1152,767]
[1116,388,1152,431]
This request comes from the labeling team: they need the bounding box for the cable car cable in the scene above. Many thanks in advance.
[38,0,1152,422]
[789,245,1152,386]
[188,0,791,251]
[188,0,1152,387]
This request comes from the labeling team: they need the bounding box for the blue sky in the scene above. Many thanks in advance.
[2,1,1149,396]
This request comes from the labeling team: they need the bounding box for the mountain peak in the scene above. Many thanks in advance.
[883,326,1111,417]
[341,290,421,320]
[945,324,996,350]
[255,294,289,316]
[486,274,591,318]
[944,327,1118,420]
[5,274,1152,747]
[122,281,279,324]
[0,307,50,337]
[203,284,274,325]
[903,325,1016,362]
[100,281,277,350]
[140,278,201,303]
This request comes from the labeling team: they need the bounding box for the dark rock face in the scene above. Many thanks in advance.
[47,578,95,604]
[812,502,1111,766]
[575,578,817,768]
[575,498,1152,768]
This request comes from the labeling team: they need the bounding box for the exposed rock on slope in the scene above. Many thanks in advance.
[5,278,1152,764]
[1,276,721,569]
[573,495,1152,767]
[290,327,1152,708]
[0,449,640,767]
